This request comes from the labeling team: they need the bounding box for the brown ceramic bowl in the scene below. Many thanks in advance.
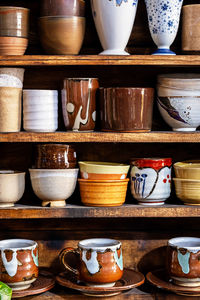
[38,16,85,55]
[40,0,85,17]
[0,7,29,38]
[100,87,154,132]
[35,144,77,169]
[0,37,28,55]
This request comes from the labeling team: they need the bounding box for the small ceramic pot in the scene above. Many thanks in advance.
[145,0,183,55]
[173,178,200,205]
[79,161,129,180]
[0,171,25,207]
[91,0,138,55]
[174,161,200,180]
[38,16,85,55]
[130,158,172,205]
[0,37,28,55]
[100,88,154,132]
[167,237,200,287]
[35,144,77,169]
[0,239,38,290]
[0,68,24,87]
[62,78,99,132]
[78,178,129,207]
[59,238,123,286]
[29,169,78,207]
[40,0,85,17]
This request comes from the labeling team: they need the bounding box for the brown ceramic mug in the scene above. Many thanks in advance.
[0,239,38,290]
[59,238,123,286]
[62,78,99,132]
[40,0,85,17]
[35,144,77,169]
[100,87,154,132]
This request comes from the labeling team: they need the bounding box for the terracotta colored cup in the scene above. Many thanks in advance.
[35,144,77,169]
[0,37,28,55]
[38,16,85,55]
[167,237,200,287]
[62,78,99,131]
[100,87,154,132]
[0,239,38,291]
[59,238,123,286]
[40,0,85,17]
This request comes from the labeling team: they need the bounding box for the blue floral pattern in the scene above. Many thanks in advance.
[109,0,137,6]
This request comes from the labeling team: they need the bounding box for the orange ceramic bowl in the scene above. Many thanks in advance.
[0,37,28,55]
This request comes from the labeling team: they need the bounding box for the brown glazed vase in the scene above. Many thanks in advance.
[62,78,99,132]
[100,87,154,132]
[0,239,38,291]
[35,144,77,169]
[40,0,85,17]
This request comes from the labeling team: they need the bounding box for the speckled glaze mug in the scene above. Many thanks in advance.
[0,239,39,291]
[59,238,123,286]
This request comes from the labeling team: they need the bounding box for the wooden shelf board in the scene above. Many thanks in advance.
[1,204,200,219]
[0,131,200,143]
[0,55,199,66]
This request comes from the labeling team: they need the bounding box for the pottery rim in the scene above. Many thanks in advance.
[0,170,25,175]
[78,178,129,183]
[78,238,121,251]
[0,239,37,250]
[0,6,30,11]
[168,237,200,250]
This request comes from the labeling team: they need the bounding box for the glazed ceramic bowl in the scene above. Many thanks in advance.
[100,88,154,132]
[40,0,85,17]
[0,171,25,207]
[0,37,28,55]
[29,169,78,207]
[0,68,24,87]
[78,178,129,207]
[0,7,29,38]
[35,144,77,169]
[174,161,200,180]
[38,16,85,55]
[173,178,200,205]
[79,161,130,180]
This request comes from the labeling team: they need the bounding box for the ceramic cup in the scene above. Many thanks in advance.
[62,78,99,132]
[40,0,85,17]
[130,158,172,205]
[167,237,200,287]
[59,238,123,287]
[0,239,38,291]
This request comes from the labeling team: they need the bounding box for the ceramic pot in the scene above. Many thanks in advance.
[0,171,25,207]
[38,16,85,55]
[130,158,172,205]
[29,169,78,207]
[173,178,200,205]
[167,237,200,287]
[91,0,138,55]
[0,239,38,291]
[0,68,24,87]
[78,178,129,207]
[59,238,123,286]
[0,37,28,55]
[62,78,99,132]
[100,88,154,132]
[144,0,183,55]
[40,0,85,17]
[174,161,200,180]
[35,144,77,169]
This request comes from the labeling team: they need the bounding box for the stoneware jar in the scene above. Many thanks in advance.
[0,239,38,290]
[167,237,200,287]
[59,238,123,286]
[144,0,183,55]
[62,78,99,132]
[40,0,85,17]
[130,158,172,205]
[91,0,138,55]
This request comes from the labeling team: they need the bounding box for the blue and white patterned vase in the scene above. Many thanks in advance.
[144,0,183,55]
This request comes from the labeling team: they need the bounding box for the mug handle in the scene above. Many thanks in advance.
[59,247,80,275]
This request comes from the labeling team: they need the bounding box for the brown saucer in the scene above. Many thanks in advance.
[147,269,200,296]
[56,268,145,297]
[12,270,55,298]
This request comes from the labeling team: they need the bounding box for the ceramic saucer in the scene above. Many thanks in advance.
[12,270,55,298]
[147,269,200,296]
[56,268,145,297]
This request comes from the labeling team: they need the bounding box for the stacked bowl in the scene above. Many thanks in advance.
[29,144,78,207]
[174,161,200,205]
[39,0,85,54]
[0,6,29,55]
[78,161,130,207]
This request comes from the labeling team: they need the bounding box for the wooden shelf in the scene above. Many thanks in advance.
[0,55,200,66]
[1,131,200,143]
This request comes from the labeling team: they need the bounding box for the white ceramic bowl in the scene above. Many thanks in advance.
[29,169,78,207]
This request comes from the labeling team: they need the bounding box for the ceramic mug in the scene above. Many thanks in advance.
[0,239,39,290]
[130,158,172,205]
[167,237,200,287]
[59,238,123,286]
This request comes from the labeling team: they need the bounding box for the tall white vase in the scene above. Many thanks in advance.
[145,0,183,55]
[91,0,138,55]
